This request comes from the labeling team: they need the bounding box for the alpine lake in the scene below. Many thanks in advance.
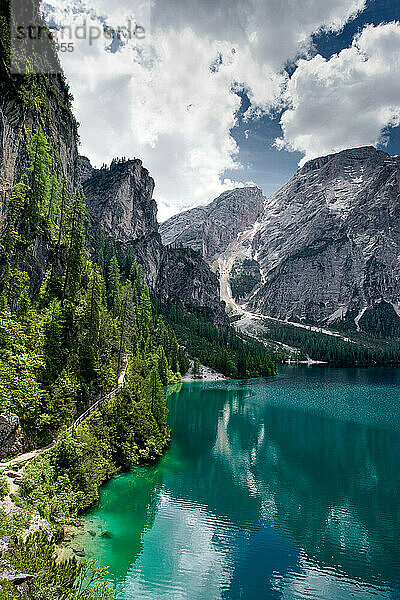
[68,366,400,600]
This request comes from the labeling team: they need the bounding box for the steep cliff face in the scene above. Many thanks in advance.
[0,0,225,325]
[0,2,80,298]
[84,159,158,244]
[82,158,227,323]
[79,155,94,183]
[160,187,265,262]
[238,147,400,329]
[0,0,79,220]
[0,75,79,195]
[162,145,400,335]
[0,79,79,296]
[83,158,162,289]
[160,247,223,316]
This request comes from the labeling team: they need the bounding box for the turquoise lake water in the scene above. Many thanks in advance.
[79,366,400,599]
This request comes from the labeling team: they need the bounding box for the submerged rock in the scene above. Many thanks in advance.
[100,531,113,539]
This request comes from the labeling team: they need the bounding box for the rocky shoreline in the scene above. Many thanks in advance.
[182,362,228,382]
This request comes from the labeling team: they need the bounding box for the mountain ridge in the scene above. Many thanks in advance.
[160,186,265,262]
[246,144,400,331]
[161,145,400,338]
[81,156,228,325]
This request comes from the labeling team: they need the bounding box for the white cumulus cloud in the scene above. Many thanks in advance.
[43,0,366,219]
[276,21,400,165]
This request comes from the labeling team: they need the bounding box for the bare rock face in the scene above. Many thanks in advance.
[79,155,94,184]
[0,61,80,299]
[84,159,158,245]
[0,0,78,197]
[83,158,162,289]
[241,147,400,328]
[162,145,400,334]
[0,76,79,228]
[0,413,28,460]
[160,247,226,321]
[82,158,227,324]
[160,187,265,262]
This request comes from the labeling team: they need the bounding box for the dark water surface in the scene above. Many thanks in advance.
[79,366,400,599]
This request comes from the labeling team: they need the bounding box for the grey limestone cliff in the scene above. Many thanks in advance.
[162,145,400,335]
[242,146,400,329]
[81,158,227,324]
[0,66,80,300]
[160,187,265,262]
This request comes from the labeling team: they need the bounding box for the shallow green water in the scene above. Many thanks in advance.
[79,366,400,599]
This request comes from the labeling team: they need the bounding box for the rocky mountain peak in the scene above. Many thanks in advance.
[79,156,94,183]
[82,156,157,244]
[300,146,396,177]
[237,146,400,328]
[81,156,227,325]
[160,186,265,262]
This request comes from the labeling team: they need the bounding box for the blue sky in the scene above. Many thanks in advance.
[46,0,400,219]
[226,0,400,199]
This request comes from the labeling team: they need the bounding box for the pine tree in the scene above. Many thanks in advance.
[56,179,69,248]
[138,286,152,331]
[192,357,201,378]
[43,299,65,383]
[117,282,134,378]
[88,264,104,343]
[148,365,167,428]
[47,173,61,235]
[108,255,121,316]
[63,188,85,299]
[0,182,30,309]
[26,126,51,224]
[157,345,170,385]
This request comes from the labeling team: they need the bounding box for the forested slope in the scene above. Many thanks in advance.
[0,1,276,596]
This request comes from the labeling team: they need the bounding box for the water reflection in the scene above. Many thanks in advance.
[81,367,400,599]
[166,370,400,590]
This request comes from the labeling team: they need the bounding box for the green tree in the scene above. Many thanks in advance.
[43,299,65,383]
[117,282,134,378]
[192,357,201,378]
[0,530,115,600]
[26,125,52,223]
[108,255,121,316]
[157,345,170,385]
[88,264,104,343]
[0,310,44,421]
[147,365,167,428]
[63,187,85,299]
[47,173,61,229]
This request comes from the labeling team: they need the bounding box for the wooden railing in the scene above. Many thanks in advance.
[69,355,129,432]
